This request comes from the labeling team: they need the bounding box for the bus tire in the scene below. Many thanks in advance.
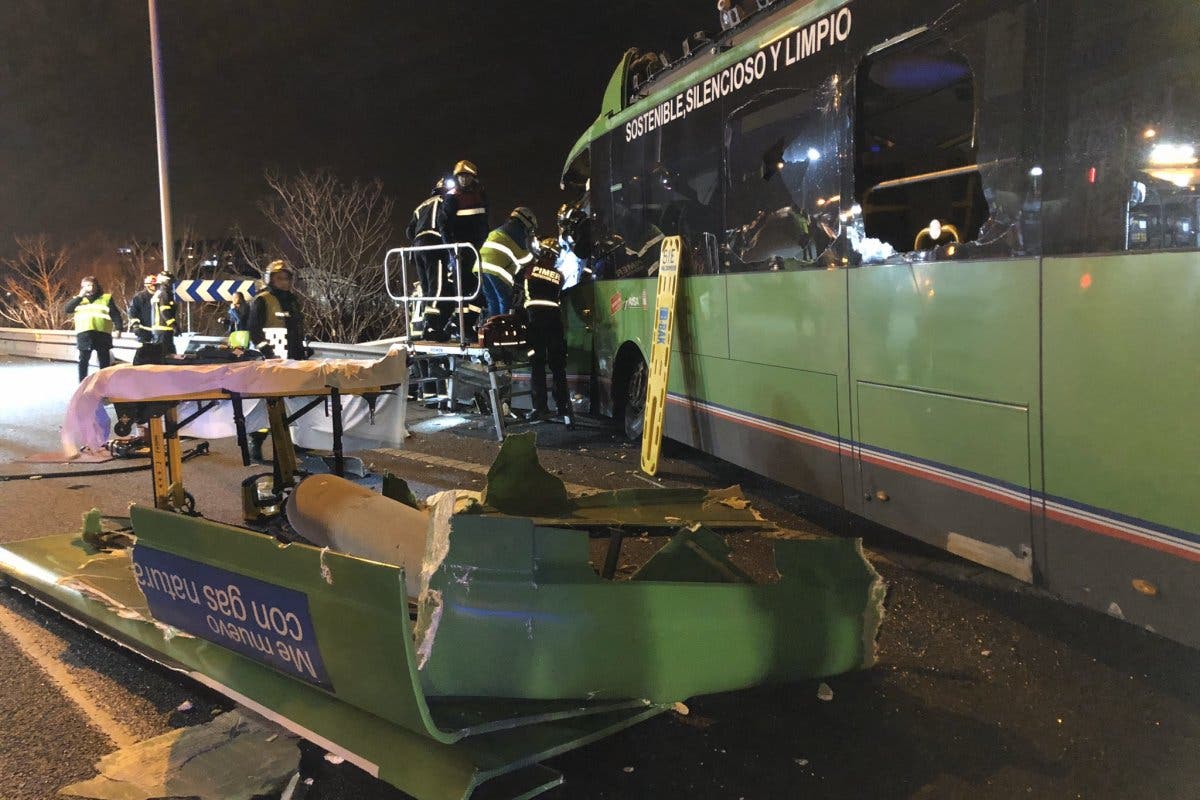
[615,353,647,442]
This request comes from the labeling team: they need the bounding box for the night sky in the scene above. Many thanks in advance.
[0,1,713,250]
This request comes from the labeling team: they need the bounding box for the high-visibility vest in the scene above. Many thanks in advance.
[257,291,292,353]
[73,294,113,333]
[477,229,531,285]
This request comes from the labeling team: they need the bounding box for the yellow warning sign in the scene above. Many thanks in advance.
[640,236,682,476]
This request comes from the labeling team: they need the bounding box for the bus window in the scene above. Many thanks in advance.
[645,98,723,274]
[853,38,990,262]
[609,129,656,278]
[723,82,843,272]
[1042,0,1200,255]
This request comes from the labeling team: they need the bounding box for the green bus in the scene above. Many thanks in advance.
[556,0,1200,645]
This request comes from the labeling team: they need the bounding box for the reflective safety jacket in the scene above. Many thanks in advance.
[477,221,532,286]
[70,293,115,334]
[249,288,307,360]
[406,195,445,244]
[149,289,176,334]
[127,290,154,340]
[520,262,564,310]
[438,185,489,248]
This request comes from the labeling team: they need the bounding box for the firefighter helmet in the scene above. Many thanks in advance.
[453,160,478,177]
[510,207,538,232]
[538,237,562,263]
[265,259,293,280]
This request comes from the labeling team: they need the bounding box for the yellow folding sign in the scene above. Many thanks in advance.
[640,236,682,476]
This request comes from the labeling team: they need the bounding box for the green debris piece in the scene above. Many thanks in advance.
[481,433,571,517]
[80,508,103,541]
[79,509,134,552]
[383,472,422,510]
[630,526,753,583]
[59,708,300,800]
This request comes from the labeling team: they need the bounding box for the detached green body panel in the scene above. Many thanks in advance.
[0,496,883,800]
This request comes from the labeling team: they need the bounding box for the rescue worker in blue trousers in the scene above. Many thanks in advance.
[247,260,308,461]
[477,207,537,320]
[65,276,123,382]
[126,274,157,344]
[437,160,489,336]
[517,238,572,426]
[149,272,178,355]
[405,180,451,341]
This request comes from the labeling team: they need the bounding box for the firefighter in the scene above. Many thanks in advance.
[149,271,178,354]
[246,260,307,463]
[126,274,157,344]
[65,276,123,382]
[437,160,489,334]
[249,260,307,360]
[405,180,451,341]
[478,206,537,320]
[518,238,572,425]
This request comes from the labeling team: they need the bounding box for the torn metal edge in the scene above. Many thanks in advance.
[856,539,888,669]
[414,490,457,670]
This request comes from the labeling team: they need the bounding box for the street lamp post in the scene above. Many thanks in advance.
[147,0,173,276]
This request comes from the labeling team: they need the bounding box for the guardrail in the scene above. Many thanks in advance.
[0,328,396,363]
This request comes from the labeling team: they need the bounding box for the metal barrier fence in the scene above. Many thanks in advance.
[0,328,394,363]
[382,242,482,346]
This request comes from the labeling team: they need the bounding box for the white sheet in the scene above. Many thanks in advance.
[62,349,408,453]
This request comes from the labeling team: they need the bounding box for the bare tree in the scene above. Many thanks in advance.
[0,235,73,329]
[260,169,398,343]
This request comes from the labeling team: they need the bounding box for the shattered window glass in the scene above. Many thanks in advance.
[645,96,724,275]
[853,39,989,262]
[1041,0,1200,254]
[607,129,657,278]
[723,79,844,272]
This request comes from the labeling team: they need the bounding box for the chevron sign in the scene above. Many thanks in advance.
[175,279,262,303]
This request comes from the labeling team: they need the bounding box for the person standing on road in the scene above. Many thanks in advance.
[518,238,572,426]
[478,207,537,320]
[249,260,307,360]
[149,272,178,355]
[226,291,251,350]
[406,180,451,341]
[65,276,123,382]
[437,160,489,335]
[126,274,157,344]
[246,260,308,462]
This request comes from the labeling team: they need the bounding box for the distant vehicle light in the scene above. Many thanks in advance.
[1029,166,1043,177]
[806,148,821,161]
[1148,143,1197,166]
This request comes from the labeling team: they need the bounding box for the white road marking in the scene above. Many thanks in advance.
[0,603,139,748]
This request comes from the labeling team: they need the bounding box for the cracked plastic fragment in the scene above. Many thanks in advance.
[480,432,571,516]
[59,708,300,800]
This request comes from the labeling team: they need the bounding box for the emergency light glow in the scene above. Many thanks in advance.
[806,147,821,161]
[1148,143,1197,166]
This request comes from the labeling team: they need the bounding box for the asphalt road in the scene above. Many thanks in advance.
[0,355,1197,800]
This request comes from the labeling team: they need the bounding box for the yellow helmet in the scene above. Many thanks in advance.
[453,160,479,177]
[265,259,293,280]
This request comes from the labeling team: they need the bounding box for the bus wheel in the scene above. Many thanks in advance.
[623,358,647,441]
